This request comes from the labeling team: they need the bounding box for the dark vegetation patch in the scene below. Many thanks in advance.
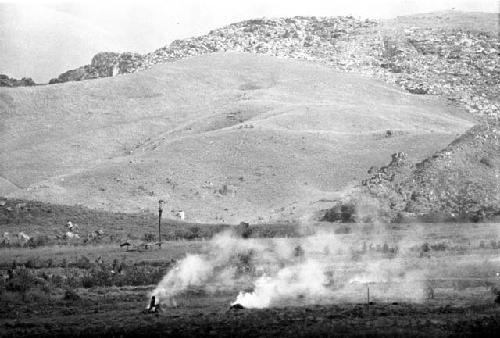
[0,199,301,248]
[0,74,36,87]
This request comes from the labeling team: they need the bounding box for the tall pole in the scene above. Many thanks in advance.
[158,200,164,248]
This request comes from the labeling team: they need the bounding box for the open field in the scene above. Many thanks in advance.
[1,222,500,337]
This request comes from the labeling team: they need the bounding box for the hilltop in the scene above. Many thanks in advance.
[0,52,473,223]
[45,13,499,123]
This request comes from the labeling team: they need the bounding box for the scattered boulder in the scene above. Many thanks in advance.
[65,231,80,240]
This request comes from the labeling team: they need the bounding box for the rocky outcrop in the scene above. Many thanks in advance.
[329,125,500,223]
[0,74,36,87]
[49,52,143,84]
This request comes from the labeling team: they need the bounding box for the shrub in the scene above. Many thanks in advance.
[75,255,92,269]
[116,266,165,286]
[64,289,80,301]
[143,233,156,242]
[236,222,252,239]
[27,235,50,248]
[173,228,197,240]
[25,257,41,269]
[430,242,447,251]
[322,203,356,223]
[480,157,494,168]
[50,274,64,288]
[24,288,51,303]
[6,269,37,292]
[81,275,95,288]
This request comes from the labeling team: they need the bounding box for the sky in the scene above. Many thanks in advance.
[0,0,498,83]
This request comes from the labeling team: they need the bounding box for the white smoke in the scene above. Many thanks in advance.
[149,226,429,309]
[232,259,332,308]
[150,254,213,304]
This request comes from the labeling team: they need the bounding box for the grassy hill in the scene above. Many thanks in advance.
[0,52,474,223]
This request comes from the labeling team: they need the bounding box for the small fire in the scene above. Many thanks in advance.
[230,260,331,309]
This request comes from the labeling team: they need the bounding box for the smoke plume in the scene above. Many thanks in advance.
[150,226,428,309]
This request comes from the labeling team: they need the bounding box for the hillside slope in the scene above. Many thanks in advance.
[325,124,499,223]
[0,53,474,223]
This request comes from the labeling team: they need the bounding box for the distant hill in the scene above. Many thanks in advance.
[0,52,473,223]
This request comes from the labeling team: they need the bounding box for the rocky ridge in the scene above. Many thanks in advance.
[45,14,499,123]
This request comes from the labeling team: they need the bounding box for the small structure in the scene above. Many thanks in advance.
[120,241,131,251]
[66,221,80,232]
[229,303,245,310]
[146,296,159,313]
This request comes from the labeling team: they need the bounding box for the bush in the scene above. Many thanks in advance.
[24,288,51,303]
[64,289,80,301]
[173,228,197,240]
[322,203,356,222]
[74,255,92,270]
[430,242,447,251]
[143,233,156,242]
[27,235,50,248]
[50,274,64,288]
[236,222,252,238]
[6,269,37,292]
[81,275,95,288]
[25,257,42,269]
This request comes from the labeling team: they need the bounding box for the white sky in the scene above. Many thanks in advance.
[1,0,498,83]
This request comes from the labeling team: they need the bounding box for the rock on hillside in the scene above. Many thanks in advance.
[49,52,143,84]
[329,124,500,223]
[0,74,36,87]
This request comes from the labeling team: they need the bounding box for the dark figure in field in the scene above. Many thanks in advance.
[492,287,500,304]
[425,285,435,299]
[147,296,158,313]
[294,245,304,257]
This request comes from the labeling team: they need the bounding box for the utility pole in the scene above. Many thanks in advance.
[158,200,164,248]
[367,283,370,305]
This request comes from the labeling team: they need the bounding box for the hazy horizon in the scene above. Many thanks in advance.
[1,0,498,83]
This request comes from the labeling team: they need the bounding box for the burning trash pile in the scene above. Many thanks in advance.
[147,228,427,311]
